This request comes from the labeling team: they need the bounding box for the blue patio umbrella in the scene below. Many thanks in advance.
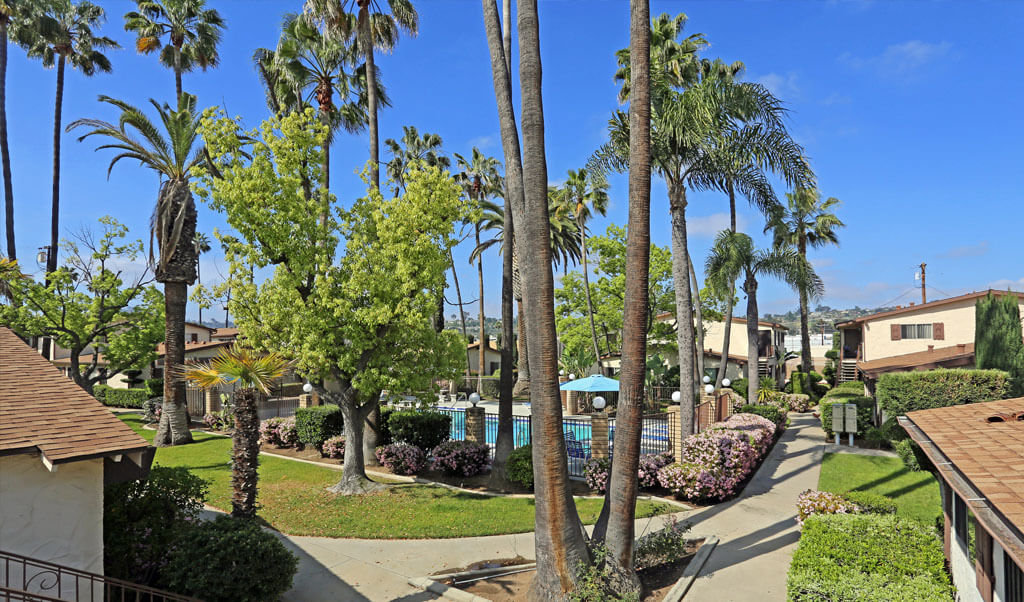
[559,374,620,392]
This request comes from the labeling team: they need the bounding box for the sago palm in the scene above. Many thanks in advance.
[180,345,292,518]
[23,0,117,278]
[69,92,205,447]
[767,188,843,373]
[705,230,822,404]
[123,0,224,102]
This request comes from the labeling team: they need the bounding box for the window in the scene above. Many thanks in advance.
[1007,556,1024,602]
[955,494,968,543]
[189,333,198,343]
[900,324,933,339]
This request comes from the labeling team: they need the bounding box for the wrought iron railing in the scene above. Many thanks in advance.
[0,549,198,602]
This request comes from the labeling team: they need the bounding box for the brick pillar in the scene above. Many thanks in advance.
[298,394,313,408]
[204,387,220,414]
[666,405,683,456]
[466,406,486,444]
[591,413,609,459]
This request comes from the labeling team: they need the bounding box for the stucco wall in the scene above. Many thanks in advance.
[0,454,104,576]
[862,298,1024,361]
[467,347,503,376]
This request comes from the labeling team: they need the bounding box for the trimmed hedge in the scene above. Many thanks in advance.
[145,378,164,399]
[94,385,150,408]
[740,404,786,427]
[819,392,875,437]
[295,404,344,450]
[506,445,534,490]
[388,410,451,452]
[876,368,1010,415]
[787,513,953,601]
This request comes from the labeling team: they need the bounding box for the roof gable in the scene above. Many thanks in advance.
[836,289,1024,328]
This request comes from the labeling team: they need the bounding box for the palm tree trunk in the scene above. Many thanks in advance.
[514,297,529,394]
[715,183,738,390]
[502,0,511,74]
[231,388,260,518]
[174,45,182,103]
[154,281,193,446]
[477,223,486,392]
[516,1,590,596]
[450,250,472,380]
[490,195,516,489]
[670,185,695,436]
[596,1,650,590]
[360,9,380,189]
[578,217,603,374]
[689,252,705,387]
[328,386,386,495]
[745,273,759,403]
[47,55,64,278]
[798,236,811,373]
[1,19,15,260]
[197,258,203,324]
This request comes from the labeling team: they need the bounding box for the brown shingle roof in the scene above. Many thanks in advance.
[0,327,149,464]
[901,398,1024,567]
[857,342,974,377]
[156,339,233,357]
[835,289,1024,328]
[212,327,238,339]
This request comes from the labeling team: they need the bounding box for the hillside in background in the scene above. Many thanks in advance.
[763,305,898,334]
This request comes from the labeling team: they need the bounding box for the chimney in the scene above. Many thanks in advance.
[958,343,966,350]
[910,302,915,306]
[896,305,902,309]
[928,345,934,351]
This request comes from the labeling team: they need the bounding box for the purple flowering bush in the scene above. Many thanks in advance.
[431,440,490,477]
[584,457,611,493]
[638,452,674,488]
[718,413,777,455]
[375,443,427,475]
[796,489,859,525]
[259,417,299,447]
[322,435,345,459]
[203,412,225,431]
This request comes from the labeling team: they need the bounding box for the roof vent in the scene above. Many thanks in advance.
[985,411,1024,423]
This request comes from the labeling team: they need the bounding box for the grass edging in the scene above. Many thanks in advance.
[669,535,718,601]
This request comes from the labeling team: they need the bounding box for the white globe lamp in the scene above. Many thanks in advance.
[469,392,481,407]
[702,375,711,384]
[569,373,576,380]
[593,396,606,411]
[722,378,731,388]
[704,384,715,394]
[671,391,681,403]
[302,382,313,394]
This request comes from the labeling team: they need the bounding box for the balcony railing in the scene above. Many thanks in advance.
[1,549,197,602]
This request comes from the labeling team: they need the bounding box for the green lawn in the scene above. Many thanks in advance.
[818,452,942,526]
[121,416,671,538]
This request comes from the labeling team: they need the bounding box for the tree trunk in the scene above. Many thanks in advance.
[715,184,739,390]
[1,19,15,260]
[490,193,516,490]
[47,55,64,277]
[361,9,380,189]
[514,297,529,395]
[197,256,203,324]
[745,273,759,403]
[328,387,386,495]
[513,1,591,597]
[450,250,472,380]
[502,0,511,75]
[174,45,182,104]
[597,0,650,591]
[799,236,811,374]
[689,252,704,389]
[477,223,486,392]
[363,404,381,466]
[578,216,603,374]
[155,281,193,446]
[231,388,260,518]
[670,185,694,437]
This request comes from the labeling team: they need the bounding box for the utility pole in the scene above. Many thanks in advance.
[920,263,927,304]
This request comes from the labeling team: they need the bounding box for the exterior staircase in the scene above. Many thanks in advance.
[839,360,859,383]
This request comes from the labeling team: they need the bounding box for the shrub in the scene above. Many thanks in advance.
[719,413,777,453]
[203,412,226,431]
[634,515,692,571]
[431,440,490,477]
[879,415,908,443]
[506,444,534,490]
[144,378,164,399]
[796,489,859,525]
[892,438,933,472]
[740,404,787,429]
[375,443,427,475]
[842,491,897,515]
[584,457,611,493]
[295,404,344,449]
[322,435,345,459]
[388,410,452,451]
[785,394,813,412]
[259,416,298,447]
[95,385,150,408]
[791,372,809,396]
[730,377,748,399]
[787,513,953,601]
[819,394,875,437]
[161,515,298,602]
[104,467,208,586]
[638,452,674,489]
[143,397,162,423]
[876,368,1010,415]
[378,406,396,447]
[832,381,866,393]
[659,429,758,501]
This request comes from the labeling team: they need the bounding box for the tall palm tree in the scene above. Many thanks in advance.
[303,0,417,190]
[123,0,224,103]
[386,125,448,194]
[557,167,608,375]
[706,230,822,403]
[193,230,210,323]
[24,0,117,281]
[456,148,500,395]
[180,345,291,518]
[69,93,205,447]
[767,188,843,373]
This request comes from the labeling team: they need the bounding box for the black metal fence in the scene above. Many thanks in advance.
[608,412,675,457]
[257,396,300,420]
[185,388,205,418]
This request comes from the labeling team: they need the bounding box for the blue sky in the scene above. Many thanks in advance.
[5,0,1023,321]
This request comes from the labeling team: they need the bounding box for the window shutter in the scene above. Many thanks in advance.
[933,322,945,340]
[976,525,994,602]
[891,324,901,341]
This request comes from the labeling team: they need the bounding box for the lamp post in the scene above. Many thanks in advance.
[704,384,715,395]
[593,395,606,412]
[722,378,732,388]
[469,392,481,407]
[302,382,313,394]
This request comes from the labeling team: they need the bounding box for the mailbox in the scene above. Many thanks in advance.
[831,402,846,433]
[843,404,858,433]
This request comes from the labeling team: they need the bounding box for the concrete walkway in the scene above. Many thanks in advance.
[683,412,825,601]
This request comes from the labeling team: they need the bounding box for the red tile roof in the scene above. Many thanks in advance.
[0,327,149,464]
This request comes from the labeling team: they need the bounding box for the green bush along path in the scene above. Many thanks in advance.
[121,416,668,538]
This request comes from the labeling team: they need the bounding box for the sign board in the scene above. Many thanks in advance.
[831,403,858,433]
[843,404,858,434]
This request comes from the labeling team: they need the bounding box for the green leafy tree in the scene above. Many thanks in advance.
[767,188,843,373]
[0,217,164,394]
[975,292,1024,397]
[196,108,464,495]
[123,0,224,102]
[69,92,205,447]
[22,0,117,280]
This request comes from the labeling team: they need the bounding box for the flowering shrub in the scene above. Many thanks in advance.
[375,443,427,475]
[785,394,813,413]
[638,452,674,488]
[203,413,225,431]
[634,515,692,570]
[795,489,859,525]
[584,457,611,493]
[259,417,299,448]
[431,440,490,477]
[322,435,345,459]
[719,413,777,454]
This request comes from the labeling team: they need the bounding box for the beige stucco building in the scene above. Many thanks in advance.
[835,289,1024,383]
[467,340,503,376]
[653,312,789,382]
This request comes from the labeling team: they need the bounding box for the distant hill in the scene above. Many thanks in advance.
[763,305,898,334]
